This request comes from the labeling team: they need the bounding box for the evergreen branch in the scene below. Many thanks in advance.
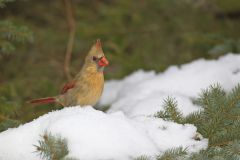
[154,84,240,159]
[0,20,33,54]
[134,155,151,160]
[0,21,33,43]
[34,132,69,160]
[154,97,184,124]
[227,84,240,111]
[156,147,187,160]
[183,110,203,125]
[0,40,15,54]
[0,118,20,132]
[0,96,19,116]
[224,140,240,159]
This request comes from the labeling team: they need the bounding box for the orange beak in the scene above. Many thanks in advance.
[98,56,109,67]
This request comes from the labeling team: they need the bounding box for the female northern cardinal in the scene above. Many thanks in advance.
[29,39,109,107]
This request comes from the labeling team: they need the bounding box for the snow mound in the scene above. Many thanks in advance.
[0,107,207,160]
[100,54,240,117]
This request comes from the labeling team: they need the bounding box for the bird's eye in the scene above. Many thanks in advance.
[92,56,97,61]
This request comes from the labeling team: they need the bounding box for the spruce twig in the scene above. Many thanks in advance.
[34,132,69,160]
[154,97,184,124]
[156,147,187,160]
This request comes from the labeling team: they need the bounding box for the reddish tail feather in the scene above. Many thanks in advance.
[29,97,56,105]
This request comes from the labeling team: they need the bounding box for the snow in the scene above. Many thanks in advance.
[100,53,240,117]
[1,54,240,160]
[0,107,207,160]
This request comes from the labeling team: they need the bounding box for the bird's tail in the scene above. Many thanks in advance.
[28,97,56,105]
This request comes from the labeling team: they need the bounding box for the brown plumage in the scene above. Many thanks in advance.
[29,39,109,107]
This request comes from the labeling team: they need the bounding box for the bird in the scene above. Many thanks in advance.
[29,39,109,107]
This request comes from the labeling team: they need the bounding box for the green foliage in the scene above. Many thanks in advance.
[0,96,18,116]
[134,155,152,160]
[0,20,33,55]
[209,38,240,57]
[0,84,22,131]
[154,97,183,124]
[185,84,240,147]
[0,118,20,132]
[156,147,187,160]
[153,84,240,159]
[0,0,33,56]
[35,132,71,160]
[188,140,240,160]
[133,147,187,160]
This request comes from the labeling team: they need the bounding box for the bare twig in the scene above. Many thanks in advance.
[63,0,76,81]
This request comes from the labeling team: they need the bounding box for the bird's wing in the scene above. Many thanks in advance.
[60,80,76,94]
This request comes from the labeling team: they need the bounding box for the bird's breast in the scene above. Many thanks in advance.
[76,72,104,106]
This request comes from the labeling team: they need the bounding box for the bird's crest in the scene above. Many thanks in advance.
[95,39,102,52]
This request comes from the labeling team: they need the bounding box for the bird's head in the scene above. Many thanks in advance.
[85,39,109,72]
